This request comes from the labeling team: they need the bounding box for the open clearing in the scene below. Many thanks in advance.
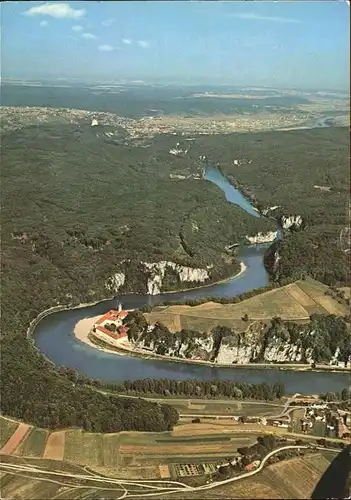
[145,278,346,333]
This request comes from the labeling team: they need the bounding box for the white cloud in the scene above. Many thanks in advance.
[72,25,84,32]
[122,38,132,45]
[137,40,149,48]
[81,32,97,40]
[102,19,115,27]
[231,12,301,24]
[24,3,86,19]
[39,20,48,27]
[98,44,115,52]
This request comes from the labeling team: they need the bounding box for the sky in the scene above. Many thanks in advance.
[2,1,350,90]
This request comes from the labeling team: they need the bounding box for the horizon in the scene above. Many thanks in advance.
[2,1,350,91]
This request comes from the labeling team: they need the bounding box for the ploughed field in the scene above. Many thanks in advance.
[0,416,261,480]
[145,278,349,333]
[1,415,344,499]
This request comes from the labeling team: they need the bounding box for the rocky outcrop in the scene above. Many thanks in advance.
[281,215,303,230]
[169,173,202,180]
[217,335,313,365]
[262,206,280,216]
[246,231,278,244]
[105,272,125,292]
[136,334,214,360]
[142,261,209,295]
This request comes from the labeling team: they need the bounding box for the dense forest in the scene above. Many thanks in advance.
[188,127,350,286]
[265,228,349,286]
[1,113,349,431]
[0,119,275,431]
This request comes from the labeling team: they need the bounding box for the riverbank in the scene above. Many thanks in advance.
[74,315,349,374]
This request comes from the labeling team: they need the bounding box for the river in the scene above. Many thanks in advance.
[34,168,350,394]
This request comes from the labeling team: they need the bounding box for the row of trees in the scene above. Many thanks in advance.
[101,378,285,401]
[57,365,285,401]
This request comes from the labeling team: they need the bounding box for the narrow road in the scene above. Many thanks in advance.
[0,445,338,499]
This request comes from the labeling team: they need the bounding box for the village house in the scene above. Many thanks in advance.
[244,460,260,472]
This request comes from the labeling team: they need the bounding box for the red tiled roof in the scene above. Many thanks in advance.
[96,325,127,340]
[245,463,255,471]
[96,309,128,325]
[96,325,113,335]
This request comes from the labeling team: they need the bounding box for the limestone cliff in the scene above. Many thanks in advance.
[142,261,210,295]
[105,272,125,292]
[104,260,210,295]
[135,319,317,365]
[281,215,303,230]
[245,231,278,244]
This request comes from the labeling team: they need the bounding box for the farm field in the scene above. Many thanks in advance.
[0,451,339,500]
[0,455,128,500]
[0,423,32,455]
[0,419,19,449]
[43,431,65,460]
[64,430,104,468]
[16,428,48,458]
[155,453,336,499]
[145,278,347,333]
[156,399,285,417]
[0,416,260,480]
[0,417,345,499]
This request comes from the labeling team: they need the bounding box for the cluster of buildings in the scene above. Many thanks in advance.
[232,415,289,429]
[300,404,351,439]
[91,304,129,346]
[217,456,261,474]
[2,105,316,140]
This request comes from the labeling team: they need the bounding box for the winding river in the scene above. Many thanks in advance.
[34,168,350,394]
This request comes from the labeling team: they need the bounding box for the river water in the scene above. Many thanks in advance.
[34,168,350,394]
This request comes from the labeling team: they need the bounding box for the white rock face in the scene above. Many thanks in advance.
[91,119,98,127]
[137,335,213,360]
[216,337,309,365]
[142,261,209,295]
[246,231,278,244]
[105,272,125,292]
[281,215,303,229]
[262,206,280,216]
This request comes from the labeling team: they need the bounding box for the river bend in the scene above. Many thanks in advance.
[34,168,350,394]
